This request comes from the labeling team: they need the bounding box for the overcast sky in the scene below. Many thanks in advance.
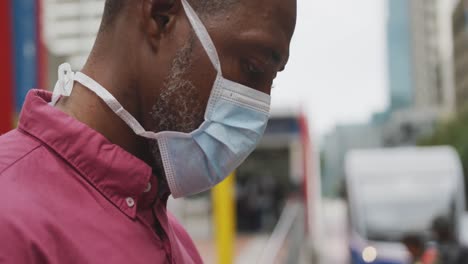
[271,0,388,137]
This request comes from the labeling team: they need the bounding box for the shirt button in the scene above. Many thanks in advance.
[126,197,135,208]
[144,182,152,193]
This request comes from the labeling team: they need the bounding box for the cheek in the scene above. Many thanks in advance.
[187,54,218,112]
[220,55,242,83]
[138,57,175,129]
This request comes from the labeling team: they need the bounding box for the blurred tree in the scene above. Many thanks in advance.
[418,105,468,203]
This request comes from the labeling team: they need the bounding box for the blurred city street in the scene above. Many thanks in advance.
[320,199,350,264]
[195,235,268,263]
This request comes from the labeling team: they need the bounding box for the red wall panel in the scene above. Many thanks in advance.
[0,0,14,134]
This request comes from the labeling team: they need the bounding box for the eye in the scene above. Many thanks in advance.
[239,58,274,93]
[245,62,265,75]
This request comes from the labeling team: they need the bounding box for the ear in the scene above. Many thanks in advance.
[142,0,183,49]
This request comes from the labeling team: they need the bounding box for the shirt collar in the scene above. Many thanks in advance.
[18,90,155,219]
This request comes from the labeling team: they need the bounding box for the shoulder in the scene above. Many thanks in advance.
[0,133,59,238]
[0,129,68,190]
[167,212,193,243]
[0,129,42,175]
[167,212,203,263]
[0,191,48,263]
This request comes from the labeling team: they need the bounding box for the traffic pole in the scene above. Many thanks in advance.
[36,0,47,90]
[12,0,38,113]
[0,0,14,134]
[212,173,236,264]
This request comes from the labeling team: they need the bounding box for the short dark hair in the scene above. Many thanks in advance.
[189,0,239,18]
[402,233,425,248]
[101,0,126,30]
[100,0,238,30]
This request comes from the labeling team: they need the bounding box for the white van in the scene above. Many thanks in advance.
[345,146,466,264]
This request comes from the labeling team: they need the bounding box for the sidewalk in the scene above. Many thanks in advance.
[194,234,269,264]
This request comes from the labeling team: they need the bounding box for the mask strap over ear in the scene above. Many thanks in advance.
[49,64,166,139]
[181,0,222,73]
[73,72,161,139]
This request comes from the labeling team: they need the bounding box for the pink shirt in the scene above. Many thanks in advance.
[0,90,202,264]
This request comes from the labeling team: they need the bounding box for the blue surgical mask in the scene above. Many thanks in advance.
[50,0,271,198]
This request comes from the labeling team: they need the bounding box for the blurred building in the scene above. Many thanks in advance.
[436,0,459,114]
[378,0,456,145]
[321,124,382,197]
[453,0,468,110]
[409,0,445,110]
[387,0,455,114]
[387,0,413,111]
[43,0,104,88]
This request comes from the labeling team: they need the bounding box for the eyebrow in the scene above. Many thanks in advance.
[236,36,287,71]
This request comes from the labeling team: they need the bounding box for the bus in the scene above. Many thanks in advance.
[346,146,466,264]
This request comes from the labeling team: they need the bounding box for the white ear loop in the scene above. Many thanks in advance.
[50,63,75,106]
[73,72,162,139]
[48,64,162,139]
[181,0,222,73]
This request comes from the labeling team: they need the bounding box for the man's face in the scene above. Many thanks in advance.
[142,0,297,171]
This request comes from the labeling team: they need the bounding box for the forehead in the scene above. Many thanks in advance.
[206,0,297,61]
[239,0,297,37]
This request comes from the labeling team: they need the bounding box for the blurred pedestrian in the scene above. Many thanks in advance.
[402,233,437,264]
[0,0,297,263]
[431,216,468,264]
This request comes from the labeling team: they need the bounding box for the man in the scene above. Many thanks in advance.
[402,233,437,264]
[0,0,296,263]
[402,233,426,264]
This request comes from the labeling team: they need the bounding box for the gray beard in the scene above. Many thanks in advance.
[149,33,204,181]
